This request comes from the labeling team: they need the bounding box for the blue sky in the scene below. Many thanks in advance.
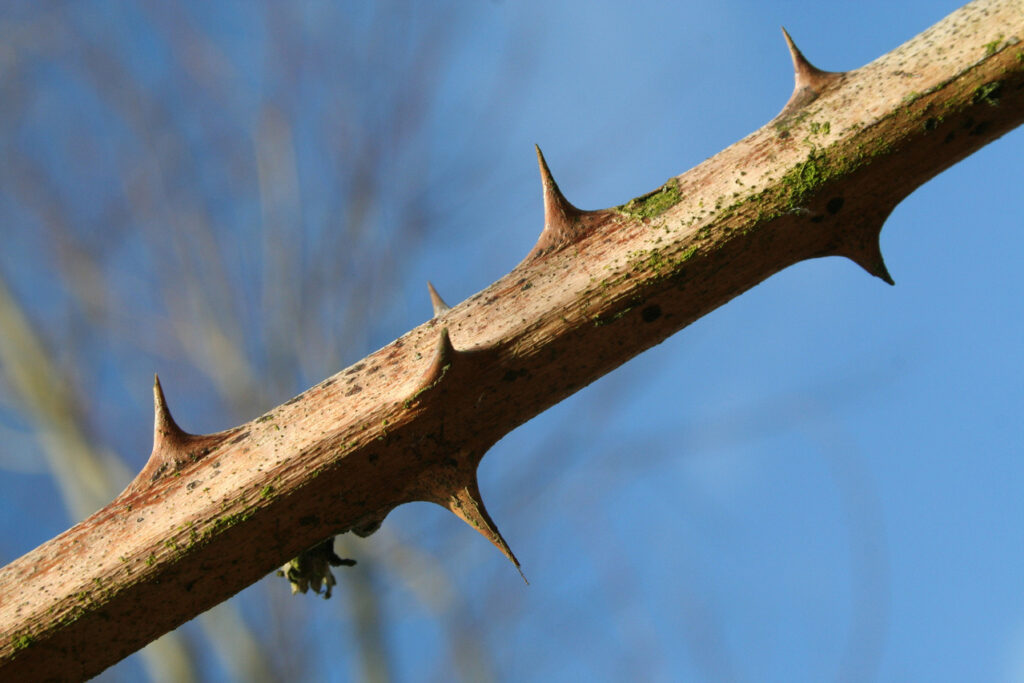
[1,1,1022,681]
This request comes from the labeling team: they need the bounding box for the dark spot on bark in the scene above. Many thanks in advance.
[186,480,200,491]
[345,386,362,396]
[502,368,528,382]
[368,452,378,463]
[641,305,662,323]
[231,431,250,444]
[367,365,380,374]
[346,364,365,375]
[826,197,845,214]
[521,281,533,291]
[970,121,991,136]
[924,117,938,131]
[944,131,956,144]
[299,515,320,526]
[322,378,336,387]
[284,395,301,406]
[810,215,824,223]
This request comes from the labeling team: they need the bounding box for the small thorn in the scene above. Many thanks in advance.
[778,27,842,116]
[419,327,456,389]
[852,252,895,286]
[427,281,451,317]
[118,374,231,498]
[431,327,455,372]
[842,233,894,285]
[527,145,586,259]
[153,374,189,448]
[536,144,580,233]
[869,253,895,286]
[448,479,527,583]
[781,27,830,88]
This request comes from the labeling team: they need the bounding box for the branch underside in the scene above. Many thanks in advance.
[1,1,1022,678]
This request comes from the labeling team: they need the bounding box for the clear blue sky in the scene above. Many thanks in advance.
[1,1,1022,681]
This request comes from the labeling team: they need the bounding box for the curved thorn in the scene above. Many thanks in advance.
[422,327,456,387]
[779,27,843,116]
[536,144,580,233]
[528,145,584,259]
[119,375,232,498]
[427,281,451,317]
[781,27,830,89]
[153,373,189,448]
[847,244,895,286]
[448,479,527,583]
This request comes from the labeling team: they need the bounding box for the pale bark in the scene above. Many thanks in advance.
[1,0,1022,678]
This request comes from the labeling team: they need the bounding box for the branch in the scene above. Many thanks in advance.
[2,0,1022,677]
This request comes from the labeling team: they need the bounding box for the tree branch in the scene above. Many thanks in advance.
[2,0,1022,678]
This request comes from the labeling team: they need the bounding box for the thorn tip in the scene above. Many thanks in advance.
[153,373,187,445]
[427,281,451,317]
[778,27,842,116]
[843,231,894,286]
[419,327,455,389]
[448,479,527,583]
[528,145,586,260]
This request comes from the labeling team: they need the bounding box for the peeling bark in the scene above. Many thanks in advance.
[1,0,1022,678]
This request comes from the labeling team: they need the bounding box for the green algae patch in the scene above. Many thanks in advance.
[11,632,34,652]
[972,80,1004,106]
[619,179,682,220]
[777,148,844,210]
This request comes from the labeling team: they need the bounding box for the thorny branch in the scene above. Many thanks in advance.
[1,1,1022,679]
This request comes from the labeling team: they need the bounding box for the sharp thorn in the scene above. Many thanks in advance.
[422,327,456,388]
[527,145,585,260]
[536,144,580,232]
[118,374,228,498]
[841,228,895,285]
[778,27,843,116]
[153,373,189,448]
[448,478,527,583]
[852,250,895,286]
[427,281,451,317]
[781,26,836,88]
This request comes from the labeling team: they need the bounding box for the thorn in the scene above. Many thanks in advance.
[536,144,580,233]
[153,373,189,449]
[527,145,586,259]
[422,327,456,387]
[781,27,832,90]
[408,327,458,402]
[847,244,895,286]
[427,281,451,317]
[448,478,527,583]
[778,27,843,116]
[406,326,496,408]
[118,375,231,498]
[837,206,896,286]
